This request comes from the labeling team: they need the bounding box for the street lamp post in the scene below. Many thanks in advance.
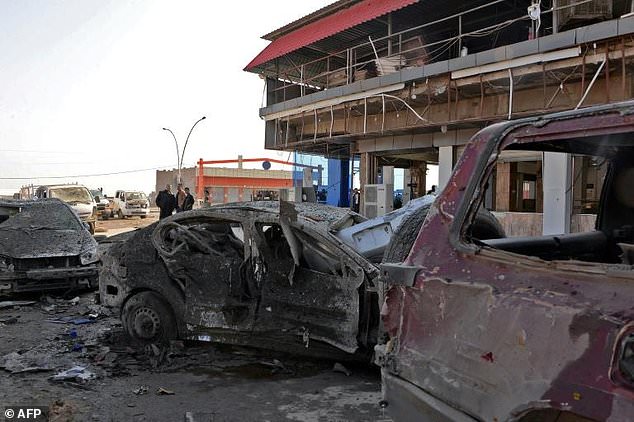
[162,116,206,184]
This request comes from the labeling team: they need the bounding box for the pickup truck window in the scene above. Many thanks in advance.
[465,136,634,267]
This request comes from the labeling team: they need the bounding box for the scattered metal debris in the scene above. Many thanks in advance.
[332,362,352,377]
[50,366,96,383]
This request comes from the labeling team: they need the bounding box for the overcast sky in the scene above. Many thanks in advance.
[0,0,329,196]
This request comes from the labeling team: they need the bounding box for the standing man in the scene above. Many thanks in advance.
[183,187,195,211]
[175,183,186,213]
[156,184,176,219]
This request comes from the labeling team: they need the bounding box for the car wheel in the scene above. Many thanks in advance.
[122,291,177,344]
[140,215,147,219]
[117,210,124,219]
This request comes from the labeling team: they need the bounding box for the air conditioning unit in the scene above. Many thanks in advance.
[557,0,612,31]
[363,184,394,218]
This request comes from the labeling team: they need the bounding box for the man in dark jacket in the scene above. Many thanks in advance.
[156,184,176,219]
[183,187,195,211]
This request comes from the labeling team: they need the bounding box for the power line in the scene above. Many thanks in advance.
[0,164,176,180]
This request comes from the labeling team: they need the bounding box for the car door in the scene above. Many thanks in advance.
[155,215,256,337]
[251,219,366,354]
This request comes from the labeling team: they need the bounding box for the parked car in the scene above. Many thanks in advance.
[0,199,99,295]
[110,190,150,219]
[35,184,96,234]
[376,102,634,421]
[90,189,111,220]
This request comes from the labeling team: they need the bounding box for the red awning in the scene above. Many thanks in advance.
[245,0,418,71]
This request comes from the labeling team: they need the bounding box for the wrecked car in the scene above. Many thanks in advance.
[100,199,504,358]
[0,199,99,295]
[377,102,634,421]
[100,201,381,358]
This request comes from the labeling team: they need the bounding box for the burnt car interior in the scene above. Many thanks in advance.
[470,134,634,266]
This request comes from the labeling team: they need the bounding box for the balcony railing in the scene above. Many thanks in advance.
[266,0,596,105]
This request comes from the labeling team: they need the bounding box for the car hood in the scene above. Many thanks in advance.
[0,227,96,259]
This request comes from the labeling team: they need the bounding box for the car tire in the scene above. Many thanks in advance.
[140,215,147,219]
[117,210,124,219]
[121,291,178,344]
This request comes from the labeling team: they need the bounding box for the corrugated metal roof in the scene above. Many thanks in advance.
[245,0,419,71]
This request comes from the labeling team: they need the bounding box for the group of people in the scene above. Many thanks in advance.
[156,183,195,219]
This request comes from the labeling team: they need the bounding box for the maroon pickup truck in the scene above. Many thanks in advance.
[377,102,634,421]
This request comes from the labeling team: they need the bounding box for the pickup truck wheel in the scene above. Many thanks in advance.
[122,291,177,344]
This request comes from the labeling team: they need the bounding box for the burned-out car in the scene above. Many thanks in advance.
[377,102,634,421]
[0,199,99,295]
[99,202,381,358]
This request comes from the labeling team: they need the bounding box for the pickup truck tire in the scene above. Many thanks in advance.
[383,205,505,264]
[122,291,177,345]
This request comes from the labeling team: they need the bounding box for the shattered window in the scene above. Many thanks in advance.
[255,223,343,275]
[126,192,147,200]
[467,135,634,267]
[160,220,245,260]
[49,187,93,204]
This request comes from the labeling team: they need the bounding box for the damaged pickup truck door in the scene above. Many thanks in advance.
[251,218,365,354]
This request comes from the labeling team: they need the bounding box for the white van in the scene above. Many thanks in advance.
[35,184,96,234]
[111,190,150,218]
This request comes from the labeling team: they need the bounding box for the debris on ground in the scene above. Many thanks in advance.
[333,362,352,376]
[0,351,53,373]
[259,359,291,374]
[133,385,149,395]
[0,316,18,324]
[156,387,175,395]
[45,316,96,325]
[0,300,37,309]
[50,366,96,383]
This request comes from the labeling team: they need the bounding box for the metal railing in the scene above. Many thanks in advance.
[266,0,595,105]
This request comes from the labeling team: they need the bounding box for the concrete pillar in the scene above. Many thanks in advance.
[403,169,411,204]
[326,158,350,207]
[542,152,572,235]
[302,168,313,188]
[438,146,454,191]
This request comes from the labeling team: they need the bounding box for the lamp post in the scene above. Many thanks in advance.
[162,116,206,184]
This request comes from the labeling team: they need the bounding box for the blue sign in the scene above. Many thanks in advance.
[262,161,271,170]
